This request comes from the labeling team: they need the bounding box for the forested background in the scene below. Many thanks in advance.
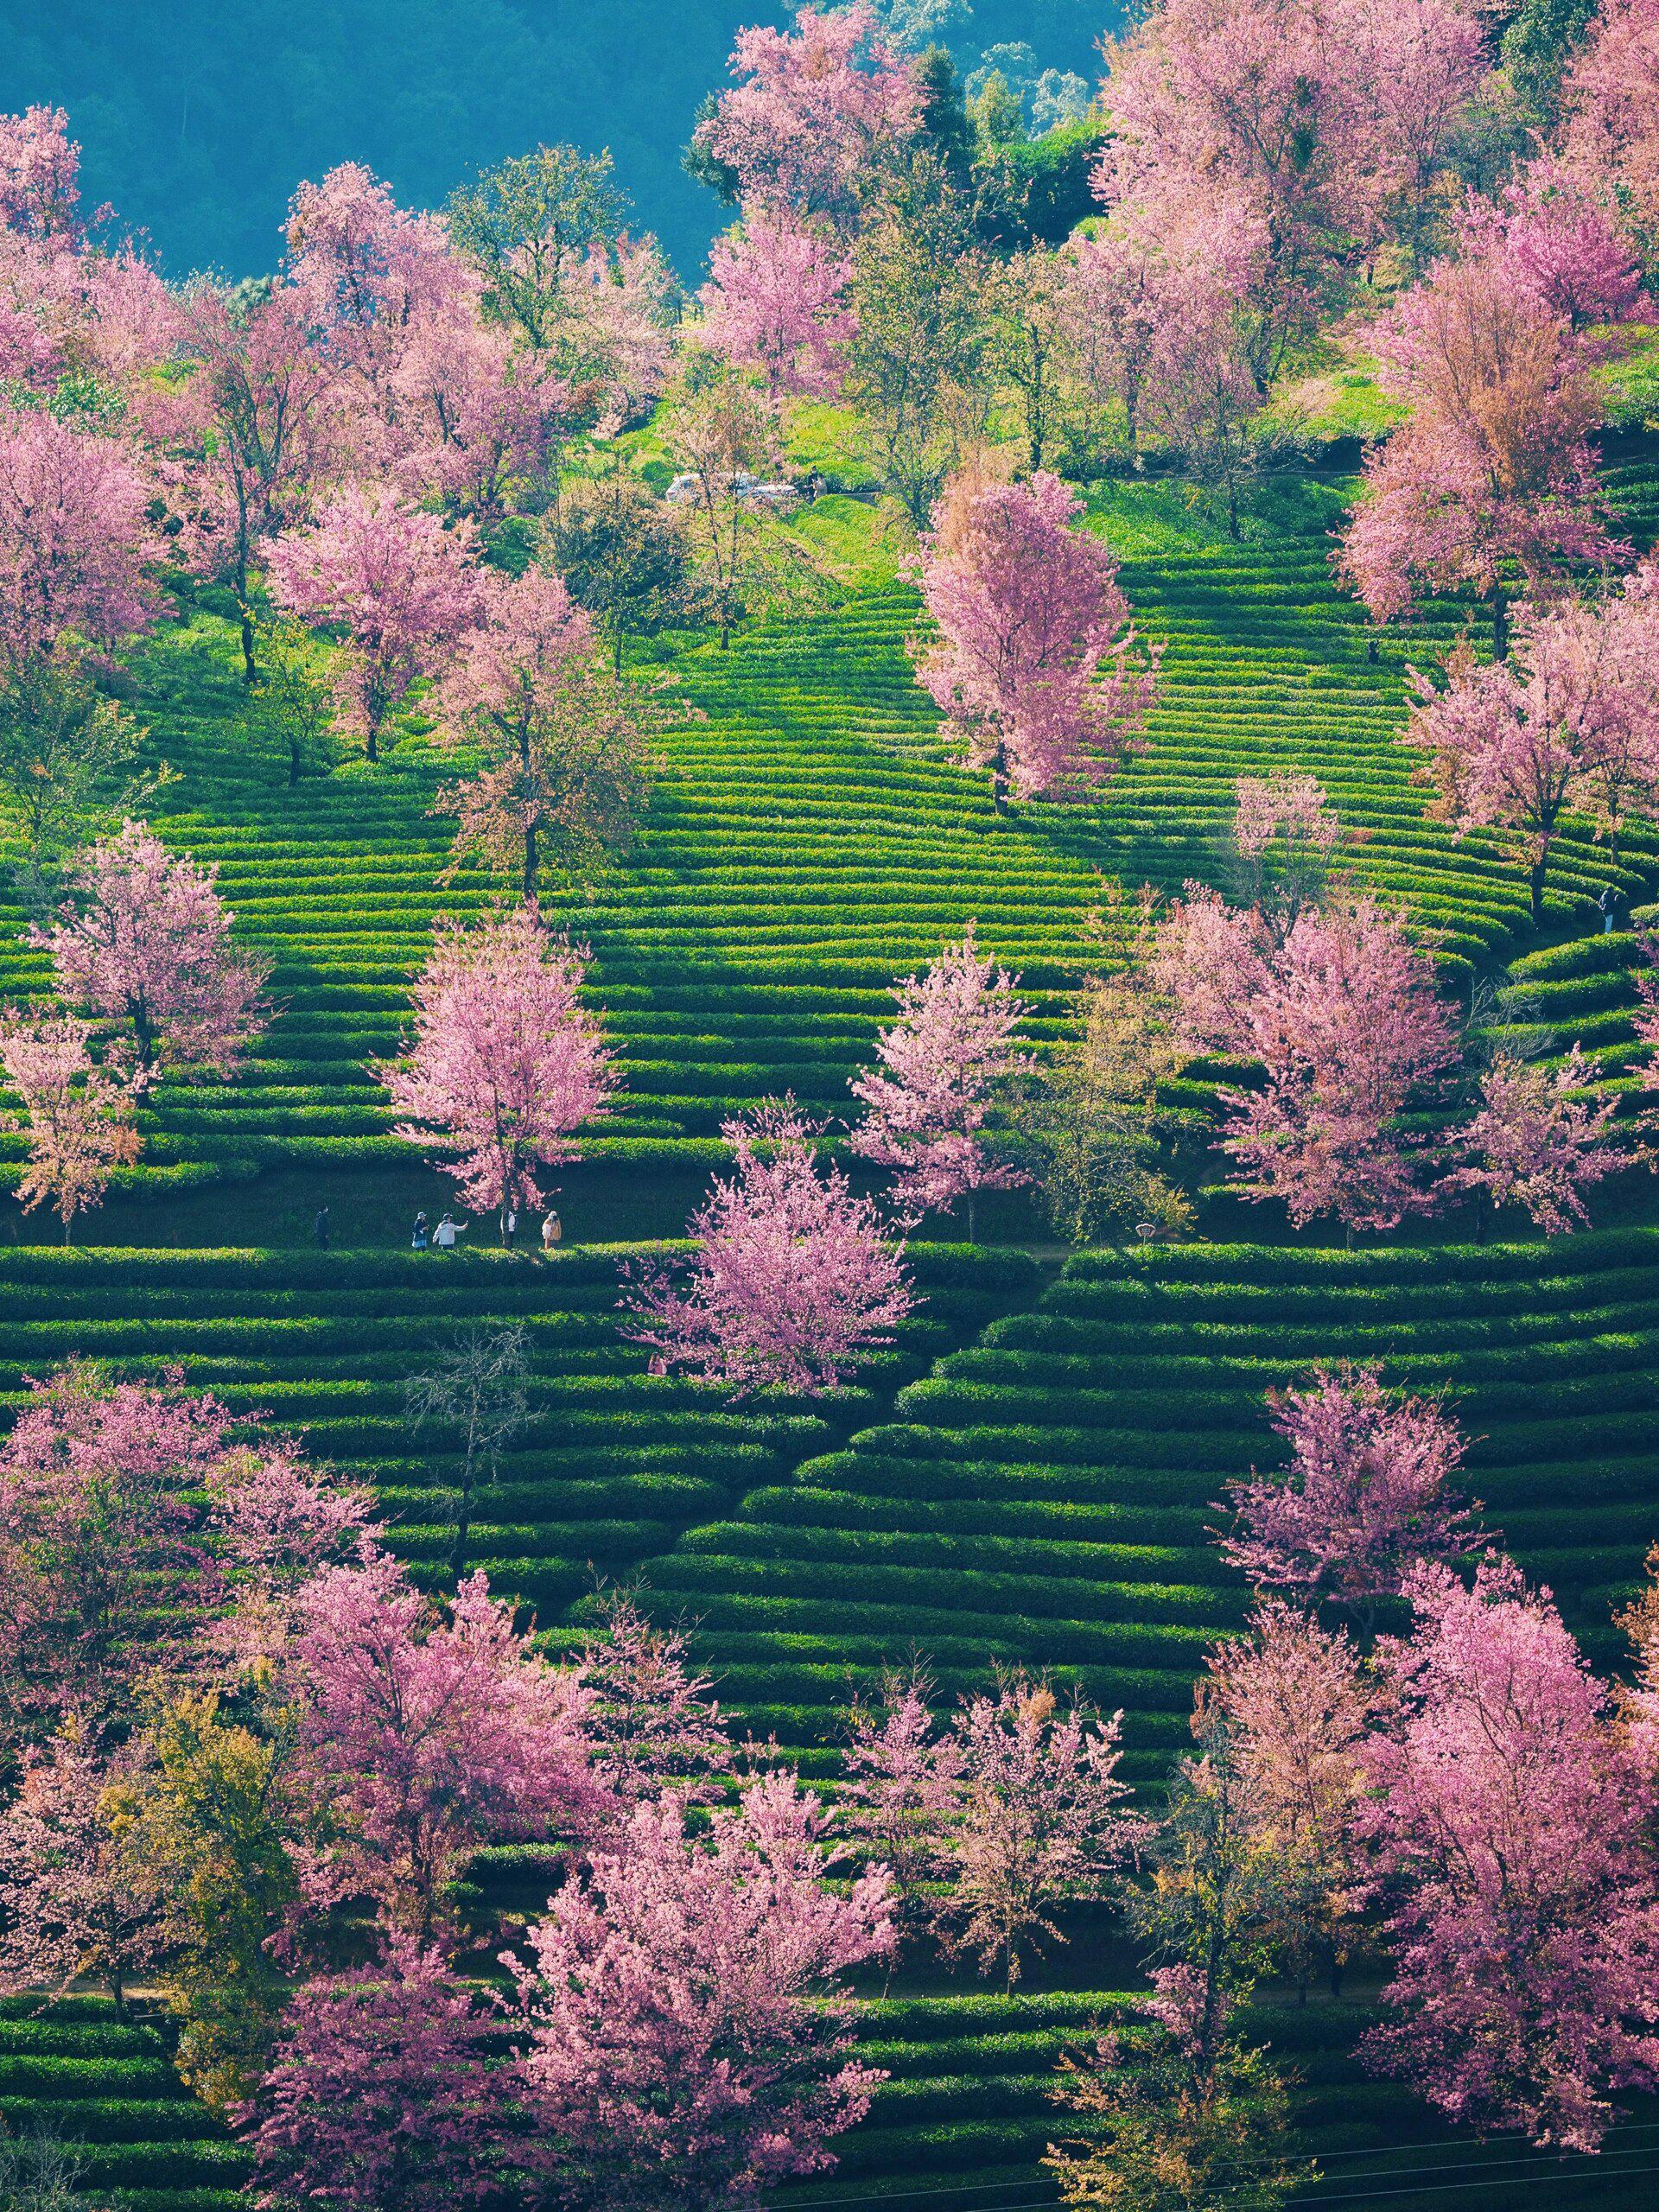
[0,0,1115,280]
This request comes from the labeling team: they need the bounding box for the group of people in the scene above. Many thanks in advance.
[308,1205,563,1251]
[409,1205,563,1252]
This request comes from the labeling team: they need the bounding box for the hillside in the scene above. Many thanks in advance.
[4,451,1659,2211]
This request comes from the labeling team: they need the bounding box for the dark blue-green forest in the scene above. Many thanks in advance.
[0,0,1113,281]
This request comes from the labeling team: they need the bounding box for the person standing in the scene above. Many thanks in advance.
[1599,883,1624,934]
[314,1205,330,1249]
[541,1206,563,1255]
[504,1206,518,1248]
[411,1211,429,1250]
[434,1212,466,1249]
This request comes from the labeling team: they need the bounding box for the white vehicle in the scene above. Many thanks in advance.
[664,469,800,512]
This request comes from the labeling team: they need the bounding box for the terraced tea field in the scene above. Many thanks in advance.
[4,467,1659,2210]
[5,515,1655,1197]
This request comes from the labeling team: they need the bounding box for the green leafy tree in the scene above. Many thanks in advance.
[250,613,340,788]
[1503,0,1600,126]
[0,655,147,869]
[120,1692,303,2112]
[845,153,992,528]
[1012,893,1192,1245]
[550,464,691,671]
[447,144,626,351]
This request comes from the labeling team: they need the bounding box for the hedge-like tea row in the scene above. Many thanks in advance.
[0,1243,1041,1618]
[5,518,1654,1192]
[632,1227,1659,1784]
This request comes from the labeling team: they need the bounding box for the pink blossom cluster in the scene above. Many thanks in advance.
[624,1097,912,1396]
[849,923,1032,1221]
[912,470,1163,805]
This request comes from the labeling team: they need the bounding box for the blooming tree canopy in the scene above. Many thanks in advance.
[264,484,484,758]
[245,1938,516,2212]
[911,469,1163,807]
[696,4,923,232]
[1404,588,1659,921]
[0,407,159,666]
[1446,1045,1636,1233]
[1223,1364,1475,1617]
[433,565,653,900]
[376,906,614,1232]
[1154,892,1460,1232]
[508,1773,896,2212]
[624,1099,912,1397]
[289,1554,598,1945]
[941,1675,1141,1989]
[1338,233,1619,657]
[849,923,1032,1224]
[0,1008,138,1236]
[1560,0,1659,274]
[699,213,855,398]
[1360,1557,1659,2150]
[38,821,270,1081]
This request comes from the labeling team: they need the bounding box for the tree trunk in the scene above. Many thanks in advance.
[989,741,1009,817]
[289,732,302,788]
[365,721,379,765]
[1529,845,1548,926]
[236,543,257,686]
[1491,583,1510,663]
[451,1445,475,1581]
[967,1189,977,1243]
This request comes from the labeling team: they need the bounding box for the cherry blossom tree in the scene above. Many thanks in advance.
[940,1675,1141,1989]
[1223,1364,1475,1620]
[1403,592,1657,922]
[375,906,614,1238]
[1154,891,1460,1233]
[1205,1601,1372,1997]
[1359,1556,1659,2151]
[849,923,1032,1230]
[1125,199,1279,538]
[696,4,924,232]
[244,1937,516,2212]
[623,1098,912,1397]
[1617,1541,1659,1778]
[0,407,160,666]
[289,1554,598,1945]
[1446,1044,1637,1233]
[559,234,679,435]
[433,566,654,899]
[577,1586,728,1809]
[0,1722,157,2012]
[283,161,470,402]
[1230,772,1344,938]
[911,469,1163,808]
[699,213,855,398]
[1338,241,1619,659]
[1096,0,1490,384]
[507,1772,896,2212]
[37,820,270,1081]
[0,106,86,244]
[841,1666,963,1916]
[0,1008,138,1237]
[1560,0,1659,272]
[173,279,347,682]
[264,486,485,760]
[389,314,569,520]
[0,1363,235,1744]
[1460,157,1648,335]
